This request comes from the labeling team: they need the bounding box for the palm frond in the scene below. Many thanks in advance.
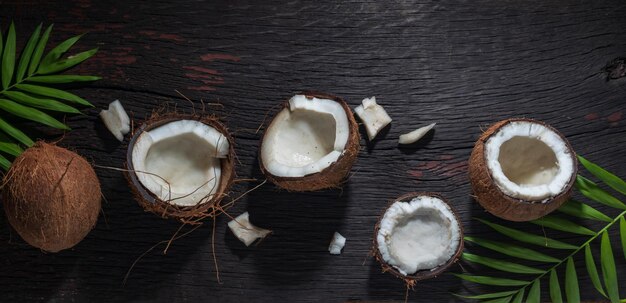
[456,156,625,302]
[0,21,99,170]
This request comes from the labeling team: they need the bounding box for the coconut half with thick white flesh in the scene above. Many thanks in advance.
[259,92,360,191]
[374,193,463,282]
[126,114,235,221]
[468,118,577,222]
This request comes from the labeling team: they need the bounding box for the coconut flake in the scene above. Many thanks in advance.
[227,212,271,246]
[377,195,460,276]
[261,94,350,178]
[328,232,346,255]
[484,121,574,201]
[354,96,392,140]
[100,100,130,141]
[131,120,229,206]
[398,123,436,145]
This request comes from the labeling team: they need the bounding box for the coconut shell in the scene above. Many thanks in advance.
[125,113,236,223]
[2,142,101,252]
[259,92,360,191]
[373,192,464,284]
[468,118,577,222]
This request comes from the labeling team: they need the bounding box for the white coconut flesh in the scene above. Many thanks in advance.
[261,95,350,177]
[485,121,574,201]
[131,120,229,206]
[354,96,392,140]
[228,212,271,246]
[328,232,346,255]
[377,196,460,276]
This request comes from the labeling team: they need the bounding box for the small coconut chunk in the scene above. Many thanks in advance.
[227,212,271,246]
[484,121,574,201]
[100,100,130,141]
[377,196,460,276]
[398,123,436,145]
[354,96,392,140]
[328,232,346,255]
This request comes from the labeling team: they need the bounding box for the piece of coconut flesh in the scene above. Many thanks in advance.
[100,100,130,141]
[228,212,271,246]
[485,121,574,201]
[377,196,460,276]
[328,232,346,255]
[354,96,392,140]
[131,120,229,206]
[398,123,436,145]
[261,95,350,177]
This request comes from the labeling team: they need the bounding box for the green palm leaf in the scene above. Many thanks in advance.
[462,253,544,274]
[3,91,80,113]
[15,84,92,106]
[559,199,612,223]
[2,22,16,90]
[464,236,560,263]
[0,116,33,146]
[565,257,580,303]
[477,218,577,249]
[526,280,540,303]
[0,131,23,156]
[0,153,10,170]
[27,75,101,83]
[454,274,528,286]
[0,99,68,130]
[482,296,512,303]
[549,269,563,303]
[38,34,83,72]
[530,215,595,236]
[454,290,518,300]
[28,24,52,75]
[577,175,626,210]
[37,48,97,75]
[579,156,626,196]
[15,23,41,82]
[511,289,524,303]
[584,244,606,297]
[601,231,620,303]
[621,217,626,261]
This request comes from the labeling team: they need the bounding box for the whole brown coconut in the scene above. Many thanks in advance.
[373,192,464,284]
[468,118,577,222]
[2,142,101,252]
[125,113,236,223]
[259,92,360,191]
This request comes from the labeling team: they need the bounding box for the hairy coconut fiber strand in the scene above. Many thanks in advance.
[3,142,101,252]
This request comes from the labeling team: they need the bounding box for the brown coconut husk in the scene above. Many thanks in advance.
[125,112,236,224]
[259,92,360,191]
[468,118,577,222]
[2,142,101,252]
[372,192,464,285]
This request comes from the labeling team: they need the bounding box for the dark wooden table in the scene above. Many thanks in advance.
[1,1,625,302]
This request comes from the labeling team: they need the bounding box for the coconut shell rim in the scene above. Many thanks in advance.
[372,192,464,282]
[258,91,360,191]
[125,113,236,222]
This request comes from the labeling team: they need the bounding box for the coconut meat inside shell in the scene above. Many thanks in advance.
[261,94,350,177]
[131,120,229,206]
[377,196,460,276]
[485,121,574,201]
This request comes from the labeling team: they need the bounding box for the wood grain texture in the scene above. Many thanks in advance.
[1,0,626,302]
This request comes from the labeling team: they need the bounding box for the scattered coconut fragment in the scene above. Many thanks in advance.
[100,100,130,141]
[354,96,392,141]
[126,113,235,222]
[398,123,436,145]
[468,118,577,221]
[259,92,360,191]
[328,232,346,255]
[374,193,463,282]
[228,212,271,246]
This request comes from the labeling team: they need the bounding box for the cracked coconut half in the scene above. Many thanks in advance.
[468,118,577,221]
[374,193,463,282]
[126,113,235,222]
[259,93,360,191]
